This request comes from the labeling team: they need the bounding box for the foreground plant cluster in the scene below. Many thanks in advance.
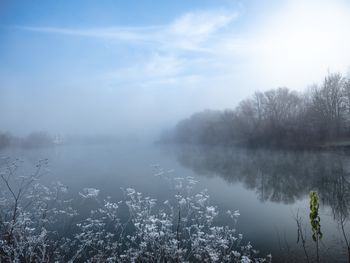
[0,158,270,262]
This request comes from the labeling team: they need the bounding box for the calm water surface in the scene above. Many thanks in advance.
[2,143,350,261]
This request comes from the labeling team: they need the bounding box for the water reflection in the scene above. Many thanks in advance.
[175,145,350,217]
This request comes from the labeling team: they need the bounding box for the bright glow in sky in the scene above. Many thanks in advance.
[0,0,350,137]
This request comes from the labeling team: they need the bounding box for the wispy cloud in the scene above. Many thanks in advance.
[14,25,163,42]
[167,11,238,51]
[15,10,239,52]
[82,11,242,93]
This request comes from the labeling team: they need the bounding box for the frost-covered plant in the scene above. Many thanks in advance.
[73,176,270,262]
[0,159,270,262]
[123,187,252,262]
[0,157,77,262]
[71,196,124,262]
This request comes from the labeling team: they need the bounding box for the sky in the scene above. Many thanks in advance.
[1,0,350,138]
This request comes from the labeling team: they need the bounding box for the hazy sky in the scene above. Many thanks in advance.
[1,0,350,138]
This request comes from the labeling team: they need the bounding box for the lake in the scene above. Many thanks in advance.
[1,142,350,262]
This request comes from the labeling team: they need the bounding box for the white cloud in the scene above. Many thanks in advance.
[93,10,242,98]
[167,11,238,50]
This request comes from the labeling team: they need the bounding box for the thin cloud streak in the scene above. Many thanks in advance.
[13,10,239,52]
[14,25,163,42]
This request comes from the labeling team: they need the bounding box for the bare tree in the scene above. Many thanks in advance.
[342,78,350,133]
[310,73,345,139]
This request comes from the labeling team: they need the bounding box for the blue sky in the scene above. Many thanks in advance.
[1,0,350,137]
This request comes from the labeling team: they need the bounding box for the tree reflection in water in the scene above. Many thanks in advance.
[175,145,350,218]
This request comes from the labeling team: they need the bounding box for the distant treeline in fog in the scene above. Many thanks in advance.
[0,131,54,149]
[163,72,350,148]
[0,131,123,149]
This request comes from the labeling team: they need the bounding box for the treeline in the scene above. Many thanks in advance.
[166,72,350,148]
[0,131,13,149]
[0,131,54,149]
